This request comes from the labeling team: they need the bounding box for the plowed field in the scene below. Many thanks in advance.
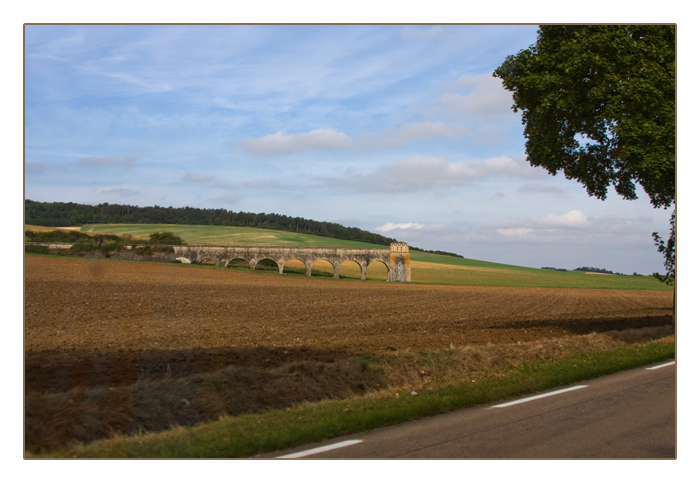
[25,256,673,394]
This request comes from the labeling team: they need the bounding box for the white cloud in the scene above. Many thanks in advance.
[472,155,546,178]
[496,227,535,238]
[492,210,592,242]
[375,222,425,232]
[435,74,515,117]
[518,183,565,194]
[319,155,547,193]
[533,210,591,228]
[357,122,471,149]
[240,129,352,156]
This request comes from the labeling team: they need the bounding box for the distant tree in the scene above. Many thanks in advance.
[574,266,616,275]
[494,25,675,278]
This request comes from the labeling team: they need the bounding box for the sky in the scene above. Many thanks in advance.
[23,23,676,275]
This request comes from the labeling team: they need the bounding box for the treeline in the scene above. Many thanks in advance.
[574,266,620,275]
[573,267,647,277]
[412,248,464,259]
[24,200,398,246]
[542,266,648,276]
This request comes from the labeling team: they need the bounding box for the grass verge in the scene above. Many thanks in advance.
[31,335,674,459]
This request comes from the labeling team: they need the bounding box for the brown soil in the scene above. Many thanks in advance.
[25,256,673,395]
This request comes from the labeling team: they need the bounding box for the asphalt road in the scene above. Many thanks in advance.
[261,361,676,459]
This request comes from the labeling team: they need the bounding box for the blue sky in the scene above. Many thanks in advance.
[24,23,675,274]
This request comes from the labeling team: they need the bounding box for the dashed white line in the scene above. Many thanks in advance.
[490,385,588,408]
[275,439,364,459]
[647,361,675,370]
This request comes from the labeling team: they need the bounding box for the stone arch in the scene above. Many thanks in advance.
[253,258,280,273]
[199,256,219,266]
[311,258,341,279]
[225,257,249,269]
[367,259,390,281]
[281,258,308,275]
[339,259,363,280]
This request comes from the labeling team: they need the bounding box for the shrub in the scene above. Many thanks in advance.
[99,242,123,255]
[25,245,49,254]
[25,230,121,244]
[68,242,98,253]
[149,232,185,245]
[131,244,175,255]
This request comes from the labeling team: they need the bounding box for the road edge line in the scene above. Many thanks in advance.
[275,439,364,459]
[490,385,588,408]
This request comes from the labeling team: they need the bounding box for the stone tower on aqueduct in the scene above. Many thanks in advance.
[389,242,411,282]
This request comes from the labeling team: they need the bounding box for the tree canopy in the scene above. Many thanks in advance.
[493,25,675,209]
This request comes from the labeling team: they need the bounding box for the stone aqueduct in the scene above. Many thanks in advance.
[25,241,412,282]
[173,243,411,282]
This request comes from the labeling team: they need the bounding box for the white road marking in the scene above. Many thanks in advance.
[275,439,363,459]
[646,361,676,370]
[490,385,588,408]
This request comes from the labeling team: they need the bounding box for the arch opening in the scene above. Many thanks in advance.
[310,259,335,278]
[367,260,389,281]
[339,259,363,280]
[282,258,307,275]
[199,256,219,266]
[254,258,279,272]
[226,257,249,269]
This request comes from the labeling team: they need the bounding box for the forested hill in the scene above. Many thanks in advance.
[24,200,399,247]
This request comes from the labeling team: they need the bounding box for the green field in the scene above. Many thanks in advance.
[81,223,385,249]
[79,223,671,290]
[408,252,670,290]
